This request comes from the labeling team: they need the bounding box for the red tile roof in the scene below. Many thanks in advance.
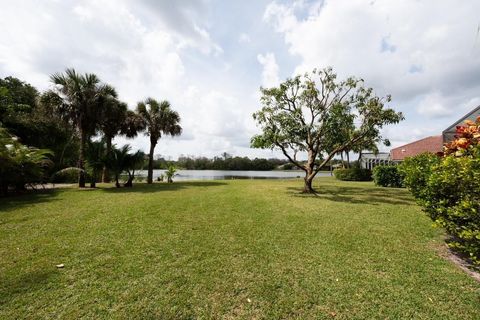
[390,135,443,160]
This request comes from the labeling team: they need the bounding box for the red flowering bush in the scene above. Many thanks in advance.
[443,116,480,157]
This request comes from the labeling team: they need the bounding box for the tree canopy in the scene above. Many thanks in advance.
[251,67,404,193]
[137,98,182,184]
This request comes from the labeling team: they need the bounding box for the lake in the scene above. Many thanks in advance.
[136,170,333,181]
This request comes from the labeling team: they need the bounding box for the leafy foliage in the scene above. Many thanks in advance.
[164,165,178,183]
[251,67,403,192]
[137,98,182,184]
[85,140,107,188]
[51,167,83,183]
[443,117,480,157]
[48,68,118,187]
[398,153,440,199]
[372,165,404,188]
[0,127,53,196]
[400,119,480,265]
[1,76,78,171]
[108,145,145,188]
[333,167,372,181]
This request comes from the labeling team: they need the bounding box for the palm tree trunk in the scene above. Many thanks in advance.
[102,137,112,183]
[147,141,156,184]
[78,129,86,188]
[125,170,133,187]
[346,151,350,168]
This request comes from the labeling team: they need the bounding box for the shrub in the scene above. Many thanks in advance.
[333,167,372,181]
[372,165,404,187]
[423,157,480,264]
[399,116,480,265]
[398,153,440,199]
[0,127,53,195]
[51,167,81,183]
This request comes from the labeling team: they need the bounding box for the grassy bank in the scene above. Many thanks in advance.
[0,178,479,319]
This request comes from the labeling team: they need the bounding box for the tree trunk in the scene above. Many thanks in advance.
[346,151,350,168]
[147,141,156,184]
[102,137,112,183]
[125,170,133,187]
[340,151,345,168]
[78,130,86,188]
[302,150,316,193]
[303,175,314,193]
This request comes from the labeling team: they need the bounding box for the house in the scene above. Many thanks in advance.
[442,105,480,142]
[359,105,480,169]
[358,152,391,170]
[389,135,443,162]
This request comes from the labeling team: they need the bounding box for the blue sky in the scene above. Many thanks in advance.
[1,0,480,159]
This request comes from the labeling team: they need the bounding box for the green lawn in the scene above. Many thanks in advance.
[0,178,479,319]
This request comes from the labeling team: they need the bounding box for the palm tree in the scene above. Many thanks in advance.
[50,68,116,187]
[85,140,106,188]
[0,128,53,196]
[109,145,131,188]
[124,150,146,187]
[136,98,181,184]
[108,144,145,187]
[98,99,127,182]
[164,165,178,183]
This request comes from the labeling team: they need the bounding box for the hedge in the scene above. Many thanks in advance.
[372,165,404,188]
[333,167,372,181]
[399,153,480,265]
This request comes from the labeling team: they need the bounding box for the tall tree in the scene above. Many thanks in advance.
[251,67,404,193]
[98,99,127,182]
[1,76,78,172]
[136,98,182,184]
[49,68,117,187]
[85,140,106,188]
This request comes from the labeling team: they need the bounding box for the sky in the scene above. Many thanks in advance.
[1,0,480,160]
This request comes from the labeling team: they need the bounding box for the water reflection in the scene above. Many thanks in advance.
[136,170,332,181]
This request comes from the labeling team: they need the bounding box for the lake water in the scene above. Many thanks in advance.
[136,170,332,181]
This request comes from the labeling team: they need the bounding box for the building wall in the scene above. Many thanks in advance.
[390,135,443,161]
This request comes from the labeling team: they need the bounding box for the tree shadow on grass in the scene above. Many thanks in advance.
[100,180,228,194]
[0,190,61,214]
[0,268,59,306]
[287,183,416,206]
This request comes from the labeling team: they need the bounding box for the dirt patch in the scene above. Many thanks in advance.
[431,240,480,283]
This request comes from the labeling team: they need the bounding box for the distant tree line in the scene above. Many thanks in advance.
[150,154,288,171]
[148,154,350,171]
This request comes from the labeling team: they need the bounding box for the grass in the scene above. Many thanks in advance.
[0,178,479,319]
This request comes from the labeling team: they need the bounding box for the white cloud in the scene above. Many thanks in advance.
[417,93,456,118]
[238,33,251,43]
[2,1,480,159]
[264,0,480,147]
[257,52,280,87]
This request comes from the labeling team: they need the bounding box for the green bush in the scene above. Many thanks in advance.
[398,153,441,200]
[333,167,372,181]
[400,153,480,265]
[51,167,80,183]
[372,165,404,187]
[0,127,53,195]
